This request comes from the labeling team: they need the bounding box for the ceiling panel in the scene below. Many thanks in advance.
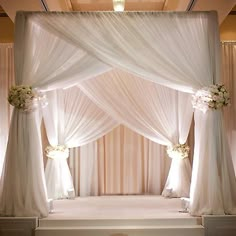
[70,0,166,11]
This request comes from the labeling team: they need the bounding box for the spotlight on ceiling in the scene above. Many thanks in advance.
[113,0,125,12]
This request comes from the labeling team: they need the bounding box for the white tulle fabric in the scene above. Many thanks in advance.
[43,87,117,199]
[79,70,192,145]
[0,13,111,217]
[0,110,48,217]
[190,110,236,215]
[31,11,219,92]
[79,69,193,197]
[0,11,235,217]
[0,44,14,177]
[162,93,193,197]
[222,42,236,172]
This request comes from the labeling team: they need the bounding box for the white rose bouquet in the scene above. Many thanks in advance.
[8,85,38,112]
[167,143,190,160]
[192,84,230,112]
[8,85,48,112]
[45,145,69,159]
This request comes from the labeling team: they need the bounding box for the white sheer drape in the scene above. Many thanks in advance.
[43,87,117,199]
[69,125,171,196]
[33,11,219,92]
[0,110,48,216]
[1,11,235,217]
[79,69,193,197]
[162,92,193,197]
[190,110,236,215]
[222,42,236,173]
[0,13,112,217]
[79,69,193,145]
[0,44,14,177]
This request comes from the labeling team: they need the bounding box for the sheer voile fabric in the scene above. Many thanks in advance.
[43,87,117,199]
[222,42,236,173]
[0,11,235,217]
[79,69,193,197]
[69,125,171,197]
[0,44,14,177]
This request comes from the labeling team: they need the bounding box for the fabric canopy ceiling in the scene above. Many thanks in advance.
[0,11,235,218]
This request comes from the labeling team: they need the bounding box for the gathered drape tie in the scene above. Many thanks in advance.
[166,143,190,160]
[45,145,69,159]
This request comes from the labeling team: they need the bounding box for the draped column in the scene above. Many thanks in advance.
[190,109,236,215]
[162,92,193,198]
[0,44,14,177]
[43,87,117,199]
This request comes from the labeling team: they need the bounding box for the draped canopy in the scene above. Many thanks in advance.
[0,11,236,218]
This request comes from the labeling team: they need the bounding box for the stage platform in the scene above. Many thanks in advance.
[1,196,236,236]
[37,195,204,236]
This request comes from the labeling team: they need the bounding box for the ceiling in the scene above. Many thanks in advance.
[0,0,236,24]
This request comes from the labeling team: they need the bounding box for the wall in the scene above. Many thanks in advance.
[0,17,14,42]
[220,15,236,40]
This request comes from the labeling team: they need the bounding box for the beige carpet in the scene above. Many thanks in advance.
[47,195,192,219]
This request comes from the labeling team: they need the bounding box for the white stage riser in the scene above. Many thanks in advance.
[35,226,204,236]
[0,217,38,236]
[39,218,202,227]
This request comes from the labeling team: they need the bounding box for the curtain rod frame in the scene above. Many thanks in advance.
[221,40,236,43]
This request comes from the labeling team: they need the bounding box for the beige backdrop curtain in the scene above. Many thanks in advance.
[0,44,14,177]
[222,41,236,173]
[69,125,171,196]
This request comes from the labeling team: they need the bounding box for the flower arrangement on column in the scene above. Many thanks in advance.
[8,85,47,112]
[45,145,69,159]
[192,84,230,113]
[166,143,190,160]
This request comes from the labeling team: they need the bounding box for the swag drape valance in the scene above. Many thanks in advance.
[0,11,236,217]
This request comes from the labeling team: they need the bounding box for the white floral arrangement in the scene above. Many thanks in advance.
[45,145,69,159]
[166,143,190,160]
[8,85,48,112]
[192,84,230,113]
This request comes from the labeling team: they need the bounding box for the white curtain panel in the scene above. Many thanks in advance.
[190,110,236,215]
[69,125,171,196]
[14,14,111,91]
[0,109,48,217]
[79,69,193,197]
[0,44,14,177]
[43,87,117,199]
[0,14,112,217]
[162,92,193,197]
[32,11,219,92]
[1,11,235,217]
[222,42,236,173]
